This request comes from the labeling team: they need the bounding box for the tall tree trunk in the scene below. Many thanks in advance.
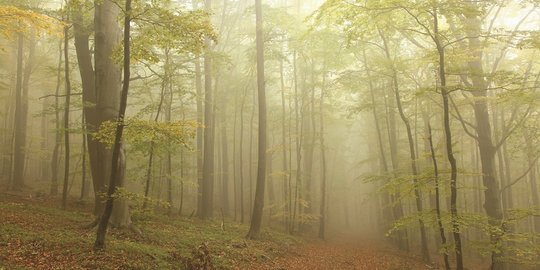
[379,30,429,262]
[200,0,215,219]
[80,112,88,200]
[90,0,132,227]
[221,107,230,217]
[292,51,303,234]
[248,92,255,219]
[463,12,504,270]
[165,63,174,215]
[143,51,169,209]
[20,35,34,183]
[301,62,316,232]
[239,85,247,223]
[246,0,267,238]
[362,48,393,237]
[12,34,26,191]
[384,81,408,251]
[427,121,450,270]
[524,133,540,234]
[51,39,63,196]
[62,25,72,209]
[232,87,238,221]
[94,0,132,250]
[434,10,464,269]
[318,65,327,240]
[40,95,50,182]
[279,57,290,229]
[195,58,204,214]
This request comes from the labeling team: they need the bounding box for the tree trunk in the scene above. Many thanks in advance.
[318,65,327,240]
[87,0,131,227]
[361,48,393,237]
[384,81,408,251]
[94,0,132,250]
[246,0,266,238]
[50,39,63,196]
[62,24,72,209]
[199,0,215,219]
[80,112,89,200]
[434,10,463,269]
[40,94,50,182]
[292,50,303,234]
[12,34,25,191]
[279,57,290,229]
[221,108,230,217]
[463,13,504,270]
[427,121,450,270]
[239,85,247,223]
[379,30,429,261]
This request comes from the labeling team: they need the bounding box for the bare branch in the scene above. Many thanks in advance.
[500,155,540,192]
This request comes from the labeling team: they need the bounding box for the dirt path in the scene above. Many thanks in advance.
[247,239,430,270]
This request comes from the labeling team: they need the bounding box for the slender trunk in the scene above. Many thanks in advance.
[434,10,463,269]
[279,58,289,229]
[362,49,393,235]
[40,96,50,182]
[525,134,540,234]
[246,0,267,238]
[62,25,72,209]
[166,72,173,215]
[239,85,246,223]
[292,51,303,234]
[221,109,230,217]
[379,30,429,262]
[80,112,88,200]
[195,58,204,214]
[427,122,450,270]
[12,34,25,191]
[51,39,63,196]
[384,82,408,251]
[248,92,255,219]
[318,66,327,240]
[200,0,215,219]
[301,61,316,231]
[232,88,238,221]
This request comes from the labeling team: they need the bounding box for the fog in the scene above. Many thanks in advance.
[1,0,540,269]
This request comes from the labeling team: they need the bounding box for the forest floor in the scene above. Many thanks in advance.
[1,191,428,270]
[246,237,430,270]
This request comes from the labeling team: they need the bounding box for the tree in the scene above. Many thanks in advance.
[94,0,132,250]
[246,0,267,239]
[72,0,132,228]
[199,0,215,220]
[61,20,72,209]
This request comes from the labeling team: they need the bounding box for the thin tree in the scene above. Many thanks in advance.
[12,33,24,191]
[62,22,72,209]
[199,0,215,220]
[318,64,327,240]
[433,6,463,269]
[246,0,266,239]
[52,5,66,197]
[427,121,450,270]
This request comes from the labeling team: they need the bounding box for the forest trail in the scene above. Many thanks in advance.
[247,236,430,270]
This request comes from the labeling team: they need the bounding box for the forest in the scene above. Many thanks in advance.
[1,0,539,269]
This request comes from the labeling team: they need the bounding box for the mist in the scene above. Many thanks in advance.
[1,0,540,269]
